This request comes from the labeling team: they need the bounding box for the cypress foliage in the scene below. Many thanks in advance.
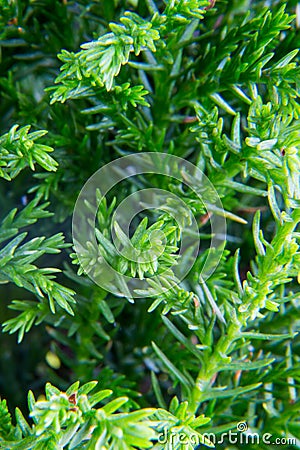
[0,1,299,448]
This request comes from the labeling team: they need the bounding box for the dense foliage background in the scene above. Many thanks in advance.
[0,0,299,448]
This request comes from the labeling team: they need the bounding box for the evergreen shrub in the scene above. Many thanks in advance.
[0,1,299,448]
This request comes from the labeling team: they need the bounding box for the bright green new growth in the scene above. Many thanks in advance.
[0,1,299,449]
[0,125,58,179]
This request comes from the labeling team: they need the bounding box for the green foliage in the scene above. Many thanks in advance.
[0,197,75,342]
[0,125,57,180]
[0,0,299,449]
[0,399,13,441]
[0,381,157,449]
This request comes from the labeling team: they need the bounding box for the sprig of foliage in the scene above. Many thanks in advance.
[0,381,157,449]
[0,125,58,180]
[188,209,300,412]
[0,197,75,342]
[0,1,299,449]
[49,9,161,107]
